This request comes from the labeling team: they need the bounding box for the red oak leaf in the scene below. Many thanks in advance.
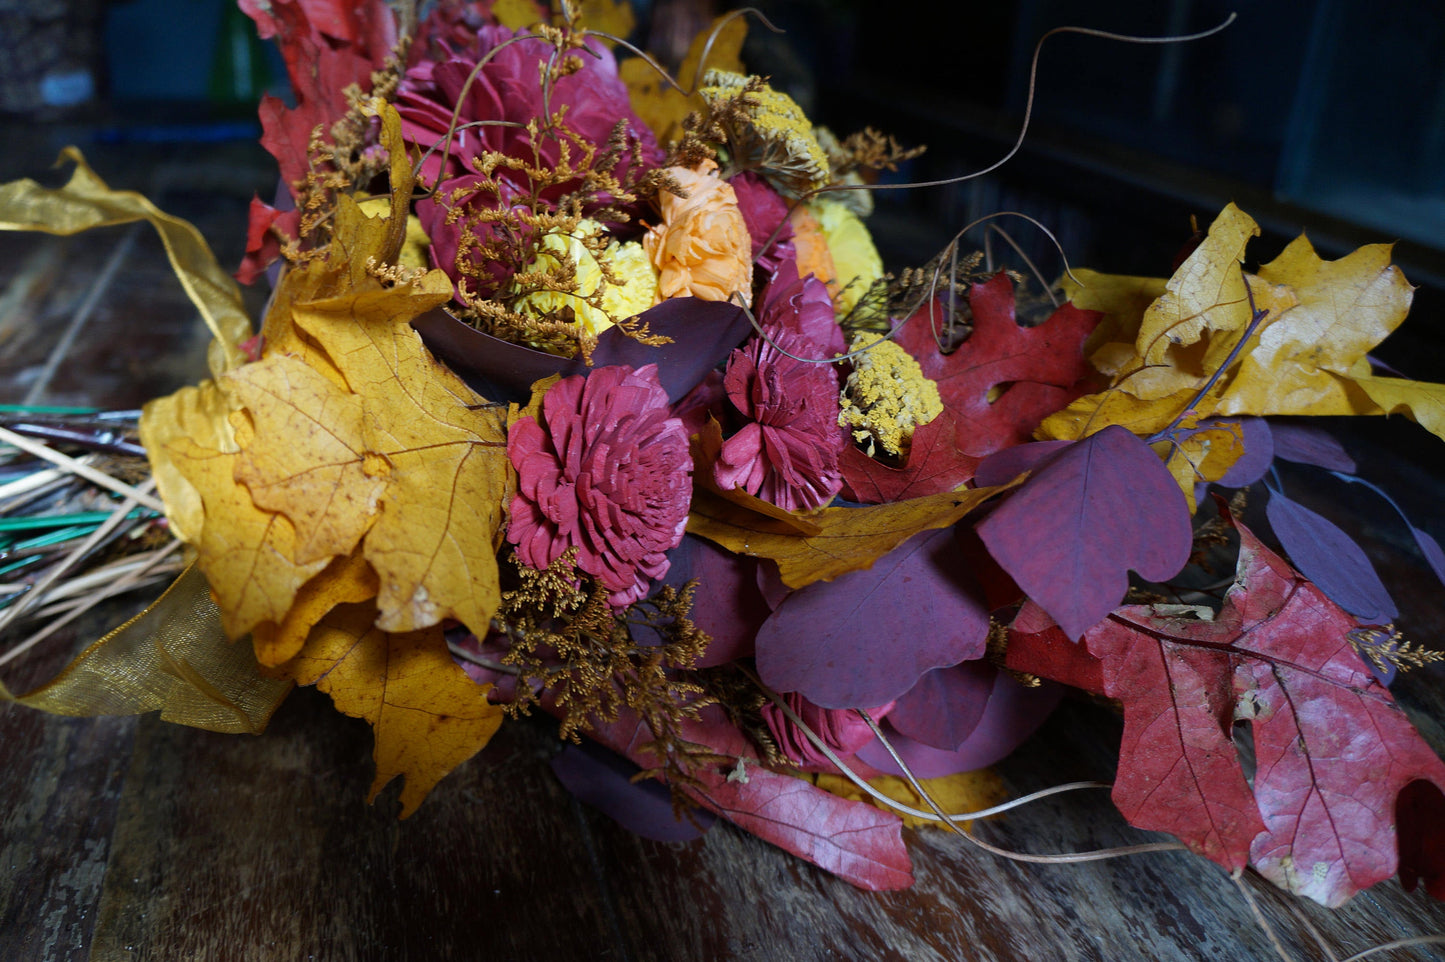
[976,424,1193,641]
[237,197,299,285]
[840,274,1098,502]
[242,0,397,193]
[1008,522,1445,907]
[571,702,914,891]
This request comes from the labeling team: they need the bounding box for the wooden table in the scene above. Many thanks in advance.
[5,134,1445,962]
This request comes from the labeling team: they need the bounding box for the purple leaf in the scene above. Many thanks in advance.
[976,425,1192,640]
[647,534,768,666]
[886,661,995,752]
[550,741,714,842]
[1268,419,1357,473]
[854,674,1064,777]
[1413,527,1445,585]
[972,440,1072,488]
[1209,417,1274,487]
[755,526,990,709]
[1265,489,1397,624]
[413,298,753,403]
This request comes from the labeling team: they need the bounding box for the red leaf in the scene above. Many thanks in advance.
[243,0,397,193]
[237,197,299,285]
[1019,521,1445,906]
[976,425,1192,640]
[571,703,913,891]
[840,274,1098,502]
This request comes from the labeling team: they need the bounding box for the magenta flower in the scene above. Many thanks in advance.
[729,171,795,273]
[714,267,848,511]
[396,24,662,188]
[507,364,692,606]
[761,692,896,772]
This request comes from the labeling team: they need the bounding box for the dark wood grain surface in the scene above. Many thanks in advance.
[5,136,1445,962]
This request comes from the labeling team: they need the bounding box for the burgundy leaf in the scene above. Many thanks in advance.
[755,526,990,708]
[840,276,1098,503]
[575,703,913,890]
[1412,526,1445,586]
[972,440,1072,488]
[1019,520,1445,906]
[1265,489,1397,624]
[854,673,1062,777]
[976,424,1192,640]
[648,534,768,666]
[413,299,752,403]
[551,741,713,842]
[886,661,994,751]
[1269,419,1357,473]
[1209,417,1274,487]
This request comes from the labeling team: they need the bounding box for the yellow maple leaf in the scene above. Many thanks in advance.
[161,434,329,638]
[282,601,505,817]
[1214,236,1412,418]
[620,13,746,145]
[688,484,1008,589]
[252,548,380,668]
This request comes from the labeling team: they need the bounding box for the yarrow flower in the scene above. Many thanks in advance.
[839,333,943,458]
[643,159,753,307]
[507,364,691,606]
[715,266,848,511]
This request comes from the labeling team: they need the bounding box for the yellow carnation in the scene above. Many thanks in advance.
[644,160,753,308]
[513,221,660,337]
[811,199,883,319]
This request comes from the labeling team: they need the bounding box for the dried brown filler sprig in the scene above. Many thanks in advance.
[495,549,722,803]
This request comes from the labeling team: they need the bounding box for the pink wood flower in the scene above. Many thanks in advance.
[507,364,692,606]
[714,268,848,511]
[761,692,896,772]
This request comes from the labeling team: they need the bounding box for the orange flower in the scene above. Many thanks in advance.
[644,160,753,307]
[787,203,837,287]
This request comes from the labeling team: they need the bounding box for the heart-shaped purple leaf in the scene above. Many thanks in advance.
[976,424,1192,640]
[972,440,1073,488]
[886,661,996,752]
[755,526,990,709]
[550,741,714,842]
[1268,419,1357,473]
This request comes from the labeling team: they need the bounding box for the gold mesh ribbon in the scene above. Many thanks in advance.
[0,147,253,377]
[0,564,291,734]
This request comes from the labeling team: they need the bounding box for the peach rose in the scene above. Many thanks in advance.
[644,160,753,308]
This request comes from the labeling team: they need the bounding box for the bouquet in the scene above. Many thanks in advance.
[5,0,1445,922]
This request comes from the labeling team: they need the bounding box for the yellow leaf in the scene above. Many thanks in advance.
[228,354,384,565]
[1036,385,1207,443]
[1352,375,1445,440]
[282,601,505,817]
[1128,203,1260,401]
[294,287,512,635]
[1216,237,1413,417]
[573,0,635,42]
[1060,269,1166,369]
[0,148,252,377]
[492,0,546,30]
[138,379,240,544]
[1158,422,1244,513]
[812,769,1007,830]
[688,484,1006,589]
[620,13,746,145]
[162,436,329,638]
[252,548,380,668]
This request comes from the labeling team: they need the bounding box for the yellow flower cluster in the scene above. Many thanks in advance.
[700,69,831,199]
[839,333,943,458]
[810,199,883,318]
[514,219,660,336]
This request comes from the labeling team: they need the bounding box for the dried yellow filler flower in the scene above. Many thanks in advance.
[839,333,944,458]
[699,69,831,199]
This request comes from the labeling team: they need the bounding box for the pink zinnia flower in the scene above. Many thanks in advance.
[714,267,848,511]
[761,692,896,772]
[507,364,692,606]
